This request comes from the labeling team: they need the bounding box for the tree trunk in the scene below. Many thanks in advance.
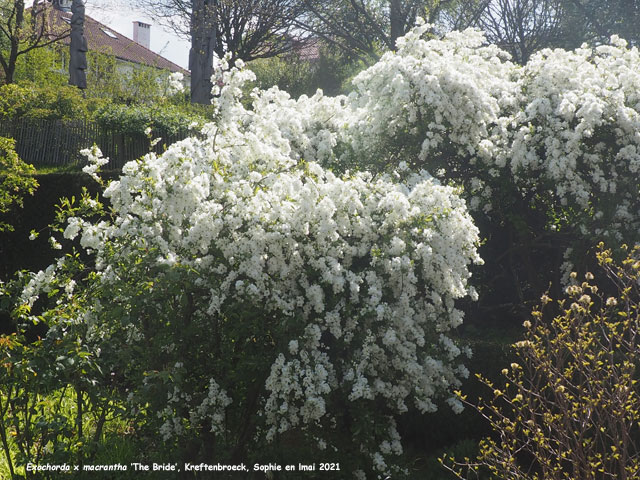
[189,0,217,104]
[1,60,16,84]
[2,0,25,84]
[69,0,88,89]
[389,0,404,50]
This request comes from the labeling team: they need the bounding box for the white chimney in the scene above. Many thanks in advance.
[133,21,151,49]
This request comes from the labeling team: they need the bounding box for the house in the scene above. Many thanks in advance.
[290,38,321,62]
[37,2,189,84]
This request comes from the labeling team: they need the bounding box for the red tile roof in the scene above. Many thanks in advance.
[43,5,188,75]
[292,39,321,61]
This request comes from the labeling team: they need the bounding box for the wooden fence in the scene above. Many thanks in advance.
[0,118,193,170]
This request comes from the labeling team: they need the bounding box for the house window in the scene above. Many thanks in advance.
[54,0,72,12]
[60,50,67,72]
[101,29,118,39]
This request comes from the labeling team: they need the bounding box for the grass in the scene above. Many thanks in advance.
[34,163,84,175]
[1,388,491,480]
[0,387,135,480]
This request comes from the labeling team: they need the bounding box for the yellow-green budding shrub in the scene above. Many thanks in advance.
[444,243,640,480]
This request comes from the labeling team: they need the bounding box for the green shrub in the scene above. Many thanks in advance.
[95,103,205,137]
[0,252,126,479]
[0,83,88,121]
[248,55,318,98]
[12,45,68,88]
[444,243,640,479]
[0,137,37,233]
[84,51,184,105]
[248,45,368,98]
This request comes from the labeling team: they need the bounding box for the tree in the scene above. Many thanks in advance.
[458,0,640,64]
[136,0,308,104]
[557,0,640,48]
[0,0,69,84]
[296,0,478,61]
[189,0,216,104]
[468,0,565,64]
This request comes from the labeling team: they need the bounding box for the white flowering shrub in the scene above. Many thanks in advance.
[336,24,640,304]
[506,39,640,242]
[343,24,517,175]
[17,52,482,476]
[16,22,640,476]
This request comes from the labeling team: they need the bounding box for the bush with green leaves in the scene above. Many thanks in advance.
[94,103,204,137]
[84,50,188,106]
[0,83,90,121]
[248,54,318,99]
[444,243,640,480]
[248,44,367,98]
[0,247,126,480]
[12,46,68,88]
[0,137,37,233]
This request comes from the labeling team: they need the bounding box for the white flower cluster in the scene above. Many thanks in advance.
[158,376,232,441]
[507,38,640,239]
[191,379,233,435]
[338,26,640,245]
[54,48,482,473]
[345,25,516,168]
[81,145,110,182]
[20,259,63,307]
[166,72,185,96]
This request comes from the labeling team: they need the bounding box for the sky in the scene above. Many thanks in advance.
[70,1,191,70]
